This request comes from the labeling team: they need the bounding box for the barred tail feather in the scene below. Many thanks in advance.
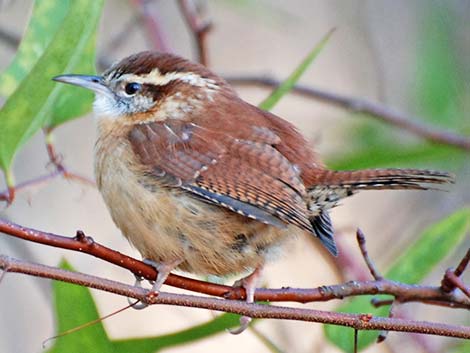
[306,168,453,256]
[311,168,454,191]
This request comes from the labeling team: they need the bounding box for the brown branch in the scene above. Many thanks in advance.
[441,248,470,295]
[454,248,470,277]
[1,255,470,340]
[0,139,95,204]
[224,75,470,151]
[0,218,469,309]
[44,138,95,187]
[131,0,171,52]
[356,228,383,280]
[177,0,212,66]
[0,170,62,203]
[443,270,470,299]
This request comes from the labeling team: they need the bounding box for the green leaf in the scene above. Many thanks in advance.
[0,0,68,97]
[46,260,241,352]
[45,260,113,353]
[386,208,470,284]
[259,29,334,111]
[325,208,470,352]
[0,0,103,174]
[449,339,470,353]
[111,314,240,353]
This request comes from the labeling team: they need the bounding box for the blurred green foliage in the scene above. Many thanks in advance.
[327,4,469,172]
[325,208,470,352]
[0,1,467,352]
[46,261,241,353]
[0,0,101,183]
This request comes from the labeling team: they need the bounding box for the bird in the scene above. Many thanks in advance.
[53,51,453,333]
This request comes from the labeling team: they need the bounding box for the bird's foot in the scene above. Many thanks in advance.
[228,266,263,335]
[128,274,149,310]
[129,258,182,310]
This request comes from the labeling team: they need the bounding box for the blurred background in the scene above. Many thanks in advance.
[0,1,469,352]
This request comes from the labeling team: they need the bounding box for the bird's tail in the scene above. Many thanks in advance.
[309,168,454,193]
[306,168,454,257]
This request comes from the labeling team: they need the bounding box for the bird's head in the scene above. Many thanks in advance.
[53,51,230,123]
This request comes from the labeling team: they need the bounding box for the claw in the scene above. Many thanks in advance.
[128,275,149,310]
[228,266,263,335]
[228,316,252,334]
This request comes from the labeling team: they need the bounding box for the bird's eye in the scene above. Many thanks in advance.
[124,82,142,95]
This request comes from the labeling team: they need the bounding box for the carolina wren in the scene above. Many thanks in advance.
[53,51,453,332]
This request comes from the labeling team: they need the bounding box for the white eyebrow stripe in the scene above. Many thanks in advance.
[119,68,219,89]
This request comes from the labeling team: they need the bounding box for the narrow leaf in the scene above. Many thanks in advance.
[325,208,470,352]
[46,260,112,353]
[386,208,470,284]
[0,0,103,173]
[46,261,243,352]
[111,313,241,353]
[0,0,68,97]
[259,29,334,111]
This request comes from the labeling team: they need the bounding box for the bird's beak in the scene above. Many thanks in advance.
[52,74,113,98]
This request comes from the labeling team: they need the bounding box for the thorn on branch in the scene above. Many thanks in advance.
[74,230,87,242]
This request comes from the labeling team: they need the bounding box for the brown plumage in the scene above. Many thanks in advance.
[53,51,454,332]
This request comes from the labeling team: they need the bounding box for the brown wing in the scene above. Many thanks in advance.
[128,120,313,232]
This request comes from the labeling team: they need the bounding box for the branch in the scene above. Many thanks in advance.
[441,248,470,298]
[130,0,171,52]
[0,137,95,204]
[177,0,212,66]
[0,218,469,309]
[1,255,470,340]
[224,75,470,151]
[356,228,383,281]
[0,170,62,203]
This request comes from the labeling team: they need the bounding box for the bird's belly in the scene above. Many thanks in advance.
[97,153,295,276]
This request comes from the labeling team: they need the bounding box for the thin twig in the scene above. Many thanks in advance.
[0,170,62,203]
[131,0,171,52]
[454,248,470,277]
[225,75,470,151]
[44,138,95,187]
[441,248,470,293]
[0,219,469,309]
[177,0,212,66]
[356,228,383,280]
[443,270,470,299]
[1,255,470,340]
[0,140,94,204]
